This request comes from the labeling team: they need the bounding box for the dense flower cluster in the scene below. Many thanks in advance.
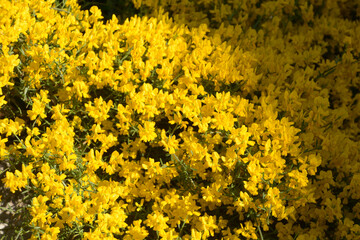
[0,0,359,239]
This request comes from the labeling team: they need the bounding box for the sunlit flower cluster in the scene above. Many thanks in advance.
[0,0,359,239]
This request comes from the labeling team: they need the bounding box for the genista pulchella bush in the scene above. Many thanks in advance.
[0,0,359,239]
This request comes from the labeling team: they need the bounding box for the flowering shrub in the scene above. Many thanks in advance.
[0,0,359,239]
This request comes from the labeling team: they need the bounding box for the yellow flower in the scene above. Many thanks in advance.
[4,118,25,137]
[234,221,258,239]
[30,195,50,229]
[160,129,179,154]
[27,90,51,121]
[0,96,7,108]
[124,220,149,240]
[159,229,179,240]
[211,111,235,131]
[85,97,113,123]
[145,211,169,235]
[138,121,157,142]
[195,213,218,239]
[288,170,308,188]
[307,154,322,175]
[41,226,61,240]
[72,80,90,100]
[2,164,34,193]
